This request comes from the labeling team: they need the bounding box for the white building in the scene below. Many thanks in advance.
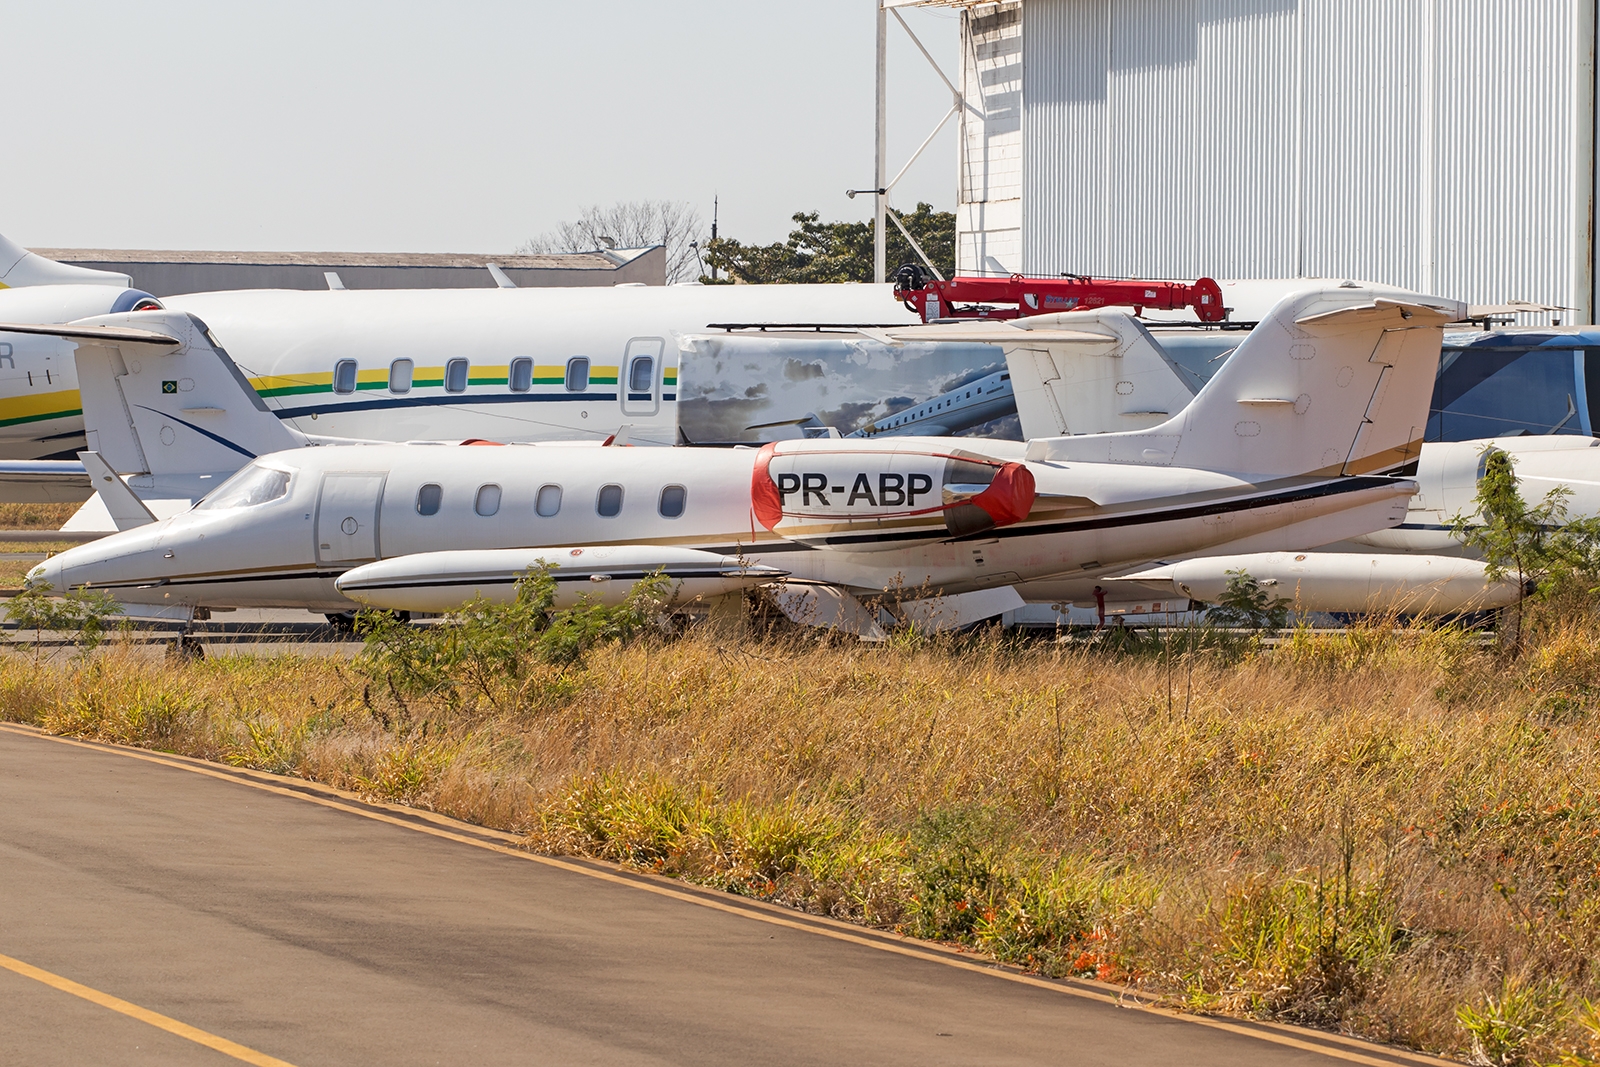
[916,0,1594,322]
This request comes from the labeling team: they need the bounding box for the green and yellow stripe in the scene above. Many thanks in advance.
[249,364,643,398]
[250,372,333,398]
[0,388,83,428]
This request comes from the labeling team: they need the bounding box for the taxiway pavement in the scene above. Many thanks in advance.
[0,725,1449,1066]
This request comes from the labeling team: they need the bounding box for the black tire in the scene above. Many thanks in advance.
[325,611,359,634]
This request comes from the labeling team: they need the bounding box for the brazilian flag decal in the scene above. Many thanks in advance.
[162,381,178,394]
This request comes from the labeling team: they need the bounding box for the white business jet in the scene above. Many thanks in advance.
[0,236,918,497]
[892,308,1589,616]
[29,285,1462,635]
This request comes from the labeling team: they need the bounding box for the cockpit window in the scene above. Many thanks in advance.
[196,464,291,510]
[1428,346,1592,440]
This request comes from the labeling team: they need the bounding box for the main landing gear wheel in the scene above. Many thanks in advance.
[167,633,206,661]
[325,610,410,635]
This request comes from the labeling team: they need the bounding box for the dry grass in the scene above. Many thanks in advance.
[0,502,80,529]
[7,614,1600,1063]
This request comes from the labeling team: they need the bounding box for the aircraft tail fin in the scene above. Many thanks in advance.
[0,233,131,289]
[1000,312,1196,437]
[1026,286,1465,478]
[885,311,1197,438]
[52,310,305,477]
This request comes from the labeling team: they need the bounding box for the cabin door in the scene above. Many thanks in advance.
[316,472,387,566]
[620,337,664,417]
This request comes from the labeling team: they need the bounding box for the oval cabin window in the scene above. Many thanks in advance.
[389,359,413,394]
[475,484,502,517]
[333,359,358,395]
[658,484,686,518]
[508,357,533,393]
[597,483,623,517]
[535,484,562,517]
[565,357,590,392]
[416,483,442,516]
[628,356,654,394]
[445,358,469,393]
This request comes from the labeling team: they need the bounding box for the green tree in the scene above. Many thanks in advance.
[1450,446,1600,650]
[1203,569,1291,634]
[702,204,955,284]
[7,581,123,656]
[357,564,672,703]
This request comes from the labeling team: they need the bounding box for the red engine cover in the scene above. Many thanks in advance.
[750,442,1036,547]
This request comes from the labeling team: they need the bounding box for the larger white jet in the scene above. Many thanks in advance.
[0,237,918,478]
[31,286,1463,633]
[892,310,1595,615]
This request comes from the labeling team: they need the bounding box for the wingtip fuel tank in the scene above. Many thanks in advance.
[1119,551,1520,615]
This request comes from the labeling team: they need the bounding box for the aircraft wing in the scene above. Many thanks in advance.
[0,459,92,503]
[336,547,788,614]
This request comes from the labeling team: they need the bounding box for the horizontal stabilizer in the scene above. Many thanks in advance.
[0,321,181,348]
[881,321,1110,346]
[1293,298,1458,329]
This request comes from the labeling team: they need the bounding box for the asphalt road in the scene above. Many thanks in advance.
[0,725,1452,1067]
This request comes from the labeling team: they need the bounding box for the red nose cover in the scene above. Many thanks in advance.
[751,442,783,530]
[968,462,1035,527]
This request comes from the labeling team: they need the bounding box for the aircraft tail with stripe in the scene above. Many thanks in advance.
[1026,285,1467,479]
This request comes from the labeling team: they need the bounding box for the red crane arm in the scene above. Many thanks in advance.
[892,271,1227,324]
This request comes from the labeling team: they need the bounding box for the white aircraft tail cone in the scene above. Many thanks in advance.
[336,546,788,614]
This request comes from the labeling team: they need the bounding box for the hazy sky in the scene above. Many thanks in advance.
[3,1,961,253]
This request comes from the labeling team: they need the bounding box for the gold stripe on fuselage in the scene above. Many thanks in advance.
[1344,438,1425,476]
[0,387,82,429]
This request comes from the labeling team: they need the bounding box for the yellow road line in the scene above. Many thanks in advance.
[0,724,1451,1067]
[0,950,300,1067]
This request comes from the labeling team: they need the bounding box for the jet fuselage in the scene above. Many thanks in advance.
[0,283,918,456]
[31,438,1415,612]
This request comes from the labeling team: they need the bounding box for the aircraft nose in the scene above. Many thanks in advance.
[26,555,66,593]
[27,527,166,598]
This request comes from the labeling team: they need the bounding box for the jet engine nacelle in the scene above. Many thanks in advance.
[751,441,1036,550]
[1120,551,1521,615]
[335,546,789,614]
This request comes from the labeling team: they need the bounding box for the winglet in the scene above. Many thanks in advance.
[77,451,157,530]
[486,263,518,289]
[0,233,131,288]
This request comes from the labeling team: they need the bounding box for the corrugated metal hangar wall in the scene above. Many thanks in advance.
[952,0,1596,322]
